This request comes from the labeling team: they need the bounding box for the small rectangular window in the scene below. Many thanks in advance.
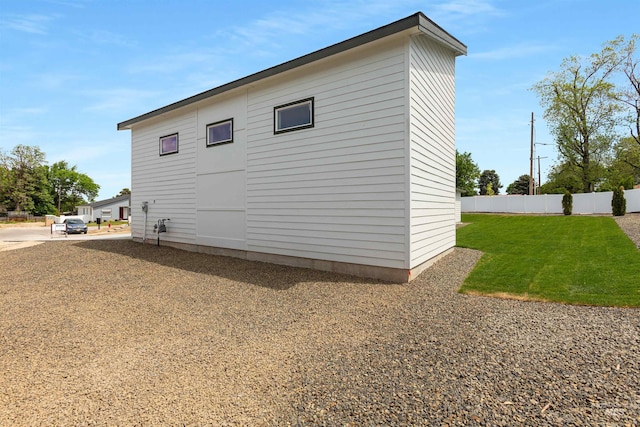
[159,133,178,156]
[206,118,233,147]
[274,97,314,134]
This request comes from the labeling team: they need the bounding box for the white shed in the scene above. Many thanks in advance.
[118,12,466,282]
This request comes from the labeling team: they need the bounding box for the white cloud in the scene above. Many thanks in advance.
[0,108,49,149]
[31,72,85,90]
[77,29,137,48]
[83,88,162,113]
[127,52,219,75]
[47,142,110,166]
[430,0,503,17]
[1,14,57,35]
[42,0,89,8]
[425,0,504,34]
[220,0,425,54]
[470,43,557,60]
[3,107,47,116]
[215,0,503,59]
[122,0,500,101]
[0,125,40,148]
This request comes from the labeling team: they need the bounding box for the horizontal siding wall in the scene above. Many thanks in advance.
[245,37,409,269]
[408,35,457,268]
[130,109,197,243]
[92,200,129,221]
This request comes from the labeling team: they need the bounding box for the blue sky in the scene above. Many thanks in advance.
[1,0,637,200]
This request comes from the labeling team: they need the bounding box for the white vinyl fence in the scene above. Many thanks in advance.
[462,188,640,215]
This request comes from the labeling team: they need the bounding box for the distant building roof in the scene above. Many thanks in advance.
[78,194,130,209]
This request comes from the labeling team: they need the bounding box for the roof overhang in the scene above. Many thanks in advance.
[117,12,466,131]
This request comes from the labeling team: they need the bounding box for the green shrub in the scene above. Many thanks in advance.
[562,191,573,216]
[612,186,626,216]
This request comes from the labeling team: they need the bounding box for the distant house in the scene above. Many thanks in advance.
[76,194,131,223]
[117,12,466,282]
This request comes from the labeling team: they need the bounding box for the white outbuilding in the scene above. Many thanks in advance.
[118,12,466,282]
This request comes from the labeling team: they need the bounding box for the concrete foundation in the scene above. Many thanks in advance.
[134,237,453,283]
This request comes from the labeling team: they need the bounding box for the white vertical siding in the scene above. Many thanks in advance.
[245,37,409,269]
[408,35,457,267]
[130,109,197,243]
[195,92,247,250]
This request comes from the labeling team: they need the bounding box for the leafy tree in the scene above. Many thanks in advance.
[539,162,583,194]
[31,178,57,215]
[478,170,502,195]
[49,161,100,213]
[613,136,640,176]
[117,188,131,196]
[533,41,623,193]
[456,150,480,196]
[598,137,640,190]
[1,145,100,215]
[0,152,9,209]
[506,174,531,195]
[592,35,640,191]
[0,145,53,213]
[609,35,640,149]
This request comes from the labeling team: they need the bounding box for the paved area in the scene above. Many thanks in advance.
[0,223,130,251]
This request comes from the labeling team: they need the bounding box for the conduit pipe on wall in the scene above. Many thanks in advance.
[141,201,148,244]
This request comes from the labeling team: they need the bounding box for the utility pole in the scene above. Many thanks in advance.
[538,155,541,195]
[537,156,548,195]
[529,112,534,195]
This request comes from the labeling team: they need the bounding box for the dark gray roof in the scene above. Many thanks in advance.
[82,194,130,209]
[118,12,466,131]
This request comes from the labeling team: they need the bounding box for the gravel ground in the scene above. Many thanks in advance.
[1,218,639,425]
[615,213,640,249]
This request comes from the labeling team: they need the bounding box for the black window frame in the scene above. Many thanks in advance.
[206,118,234,147]
[159,133,179,156]
[274,97,314,134]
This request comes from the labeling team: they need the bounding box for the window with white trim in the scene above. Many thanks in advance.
[274,97,314,134]
[206,118,233,147]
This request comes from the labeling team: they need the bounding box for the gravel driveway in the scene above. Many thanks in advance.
[1,219,639,425]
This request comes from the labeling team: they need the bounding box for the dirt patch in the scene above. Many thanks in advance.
[87,224,130,235]
[0,222,47,228]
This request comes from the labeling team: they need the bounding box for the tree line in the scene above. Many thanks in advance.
[534,34,639,193]
[0,145,100,215]
[457,34,639,196]
[456,151,503,196]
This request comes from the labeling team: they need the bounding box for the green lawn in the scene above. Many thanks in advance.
[457,214,640,307]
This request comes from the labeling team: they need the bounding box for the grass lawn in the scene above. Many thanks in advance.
[87,220,128,227]
[457,214,640,307]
